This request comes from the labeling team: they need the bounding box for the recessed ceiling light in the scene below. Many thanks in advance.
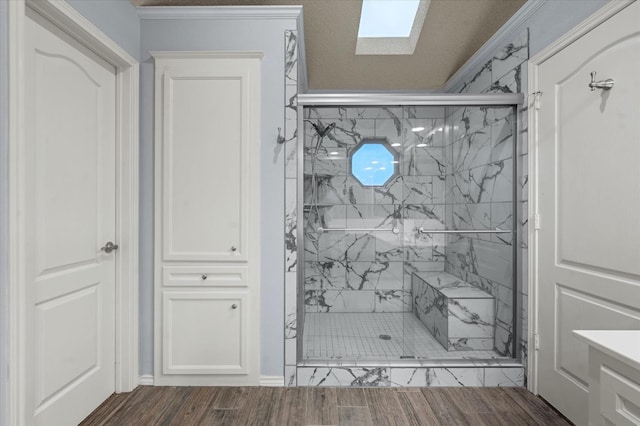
[412,126,425,132]
[371,160,379,165]
[416,143,428,147]
[379,167,387,171]
[391,142,401,147]
[391,161,399,164]
[329,151,339,155]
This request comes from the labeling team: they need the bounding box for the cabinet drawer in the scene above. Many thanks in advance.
[162,290,248,375]
[162,266,248,287]
[600,365,640,425]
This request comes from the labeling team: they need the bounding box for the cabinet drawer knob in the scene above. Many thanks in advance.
[231,246,237,252]
[231,304,238,309]
[202,274,207,280]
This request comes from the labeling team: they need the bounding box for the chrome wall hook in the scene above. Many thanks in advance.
[589,71,615,91]
[277,127,286,144]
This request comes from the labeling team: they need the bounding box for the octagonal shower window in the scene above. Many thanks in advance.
[350,139,399,186]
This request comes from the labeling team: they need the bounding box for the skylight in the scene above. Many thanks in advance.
[358,0,420,38]
[356,0,430,55]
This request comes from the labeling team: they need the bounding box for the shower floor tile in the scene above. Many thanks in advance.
[302,312,509,361]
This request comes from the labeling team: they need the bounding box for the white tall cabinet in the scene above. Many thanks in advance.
[153,52,262,385]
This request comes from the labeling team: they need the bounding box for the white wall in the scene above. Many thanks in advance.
[0,2,10,423]
[0,3,139,424]
[139,17,297,376]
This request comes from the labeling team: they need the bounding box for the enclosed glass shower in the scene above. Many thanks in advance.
[298,95,521,364]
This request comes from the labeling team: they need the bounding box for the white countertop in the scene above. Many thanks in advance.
[573,330,640,372]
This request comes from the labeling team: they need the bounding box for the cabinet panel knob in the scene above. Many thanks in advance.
[231,304,238,309]
[231,246,237,252]
[202,274,207,280]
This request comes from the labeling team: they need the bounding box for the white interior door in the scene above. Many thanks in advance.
[536,2,640,424]
[24,8,117,425]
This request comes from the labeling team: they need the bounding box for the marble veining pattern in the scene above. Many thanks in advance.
[447,28,529,373]
[288,29,529,386]
[296,365,524,387]
[283,30,299,385]
[413,272,495,351]
[297,367,390,387]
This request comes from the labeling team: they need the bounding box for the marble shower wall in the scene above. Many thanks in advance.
[443,103,515,356]
[283,30,299,386]
[446,29,529,364]
[284,27,528,388]
[302,106,447,315]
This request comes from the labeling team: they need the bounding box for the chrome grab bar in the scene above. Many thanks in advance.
[416,227,510,234]
[317,226,400,234]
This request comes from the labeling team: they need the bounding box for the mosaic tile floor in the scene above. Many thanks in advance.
[303,312,509,361]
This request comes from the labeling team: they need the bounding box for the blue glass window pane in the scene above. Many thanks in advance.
[351,142,396,186]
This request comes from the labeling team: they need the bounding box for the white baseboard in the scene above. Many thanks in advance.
[139,374,155,386]
[260,375,285,386]
[139,374,283,386]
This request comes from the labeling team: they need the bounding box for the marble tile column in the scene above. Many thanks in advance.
[284,29,299,386]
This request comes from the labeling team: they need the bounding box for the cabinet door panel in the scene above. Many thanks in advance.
[161,67,251,262]
[162,291,248,375]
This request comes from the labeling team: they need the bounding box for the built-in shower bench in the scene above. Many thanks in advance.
[412,272,495,351]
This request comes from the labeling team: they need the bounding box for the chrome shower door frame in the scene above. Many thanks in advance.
[296,93,524,367]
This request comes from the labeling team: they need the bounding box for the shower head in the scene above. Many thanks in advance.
[311,121,336,138]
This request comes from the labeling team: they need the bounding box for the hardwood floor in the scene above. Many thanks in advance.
[81,386,571,425]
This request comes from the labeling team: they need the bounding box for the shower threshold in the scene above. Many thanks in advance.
[301,313,518,368]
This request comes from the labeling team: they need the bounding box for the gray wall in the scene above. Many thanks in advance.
[526,0,607,59]
[66,0,140,60]
[139,17,297,376]
[0,2,139,424]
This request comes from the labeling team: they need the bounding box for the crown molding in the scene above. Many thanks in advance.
[150,51,264,60]
[295,8,308,92]
[444,0,548,92]
[137,5,303,20]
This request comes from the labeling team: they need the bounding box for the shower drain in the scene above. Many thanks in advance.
[378,334,392,340]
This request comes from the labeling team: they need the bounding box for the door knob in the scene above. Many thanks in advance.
[101,241,119,253]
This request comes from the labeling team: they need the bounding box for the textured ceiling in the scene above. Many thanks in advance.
[133,0,527,91]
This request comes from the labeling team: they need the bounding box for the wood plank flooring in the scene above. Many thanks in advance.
[81,386,571,426]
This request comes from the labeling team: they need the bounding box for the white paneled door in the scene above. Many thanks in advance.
[24,9,117,425]
[535,2,640,425]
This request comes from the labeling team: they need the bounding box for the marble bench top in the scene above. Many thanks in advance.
[414,272,494,299]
